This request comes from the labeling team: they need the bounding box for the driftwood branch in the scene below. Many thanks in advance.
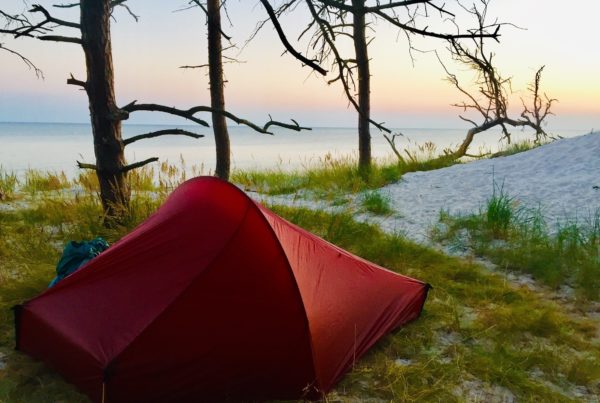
[382,133,406,164]
[521,66,557,143]
[121,157,159,173]
[123,129,204,145]
[437,3,555,159]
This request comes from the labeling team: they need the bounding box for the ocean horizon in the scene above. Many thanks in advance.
[0,121,588,177]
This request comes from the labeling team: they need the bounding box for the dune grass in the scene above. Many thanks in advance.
[0,168,18,201]
[433,189,600,301]
[231,139,543,201]
[231,152,457,199]
[491,139,544,159]
[360,190,393,215]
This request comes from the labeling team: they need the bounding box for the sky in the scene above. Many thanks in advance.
[0,0,599,131]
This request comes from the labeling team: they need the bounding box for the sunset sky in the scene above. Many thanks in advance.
[1,0,599,131]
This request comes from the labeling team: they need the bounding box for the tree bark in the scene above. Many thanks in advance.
[352,0,371,172]
[207,0,231,180]
[80,0,128,219]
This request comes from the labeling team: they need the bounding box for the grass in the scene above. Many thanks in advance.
[491,139,543,159]
[231,139,544,201]
[0,168,18,201]
[269,206,600,401]
[231,150,457,200]
[22,170,70,195]
[3,139,598,401]
[360,190,393,215]
[2,185,598,401]
[433,189,600,301]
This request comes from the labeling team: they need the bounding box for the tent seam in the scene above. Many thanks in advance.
[251,203,322,396]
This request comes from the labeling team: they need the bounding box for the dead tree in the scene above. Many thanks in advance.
[206,0,230,180]
[183,0,314,180]
[438,5,556,159]
[1,1,141,220]
[1,1,310,220]
[259,0,501,172]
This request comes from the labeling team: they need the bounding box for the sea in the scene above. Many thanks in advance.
[0,122,587,178]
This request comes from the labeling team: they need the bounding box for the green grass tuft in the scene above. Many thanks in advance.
[435,189,600,300]
[360,190,393,215]
[0,168,18,201]
[485,185,516,237]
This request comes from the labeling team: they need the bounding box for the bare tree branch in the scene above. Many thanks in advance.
[123,129,205,145]
[179,64,209,69]
[188,0,232,40]
[77,161,98,170]
[121,157,159,173]
[258,0,327,75]
[0,42,43,78]
[120,101,211,127]
[382,132,406,164]
[1,4,81,44]
[437,3,555,158]
[121,101,311,135]
[38,34,82,44]
[521,65,557,143]
[66,72,86,88]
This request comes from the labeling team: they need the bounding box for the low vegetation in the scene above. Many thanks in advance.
[271,207,600,401]
[232,138,542,201]
[360,190,393,215]
[433,188,600,300]
[232,149,456,199]
[2,139,598,401]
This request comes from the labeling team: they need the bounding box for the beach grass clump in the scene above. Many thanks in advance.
[22,170,70,195]
[0,168,18,200]
[360,190,393,215]
[485,187,516,237]
[232,152,456,199]
[435,191,600,300]
[128,165,157,192]
[492,139,543,158]
[75,170,99,193]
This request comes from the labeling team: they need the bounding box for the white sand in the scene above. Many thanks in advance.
[252,132,600,244]
[373,132,600,242]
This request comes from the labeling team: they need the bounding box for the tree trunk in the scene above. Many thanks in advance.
[207,0,231,180]
[80,0,128,219]
[352,0,371,172]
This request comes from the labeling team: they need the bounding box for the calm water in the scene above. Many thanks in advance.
[0,122,586,177]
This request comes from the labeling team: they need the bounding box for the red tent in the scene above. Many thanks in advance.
[15,177,429,402]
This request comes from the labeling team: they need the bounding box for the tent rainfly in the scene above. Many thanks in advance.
[14,177,429,402]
